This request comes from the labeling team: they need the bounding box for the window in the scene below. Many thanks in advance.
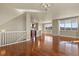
[65,20,71,30]
[44,23,52,30]
[59,17,78,31]
[71,19,78,30]
[59,20,65,30]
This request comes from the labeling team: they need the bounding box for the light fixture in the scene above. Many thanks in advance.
[41,3,50,8]
[41,3,50,11]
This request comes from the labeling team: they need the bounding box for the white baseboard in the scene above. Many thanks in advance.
[0,39,30,47]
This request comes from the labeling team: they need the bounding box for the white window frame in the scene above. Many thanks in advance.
[59,17,78,31]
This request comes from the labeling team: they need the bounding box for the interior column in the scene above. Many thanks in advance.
[26,12,31,41]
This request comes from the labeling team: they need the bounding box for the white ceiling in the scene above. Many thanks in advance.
[0,3,79,25]
[2,3,79,19]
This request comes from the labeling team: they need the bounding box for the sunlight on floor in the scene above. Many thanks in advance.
[59,41,79,55]
[44,35,53,48]
[0,50,6,55]
[45,36,52,42]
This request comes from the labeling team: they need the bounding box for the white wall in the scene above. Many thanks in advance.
[0,13,26,31]
[0,7,24,26]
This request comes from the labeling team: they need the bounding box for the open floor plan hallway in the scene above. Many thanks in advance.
[0,34,79,56]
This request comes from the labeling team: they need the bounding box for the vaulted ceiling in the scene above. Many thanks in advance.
[0,3,79,25]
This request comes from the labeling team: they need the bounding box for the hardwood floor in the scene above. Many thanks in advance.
[0,34,79,56]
